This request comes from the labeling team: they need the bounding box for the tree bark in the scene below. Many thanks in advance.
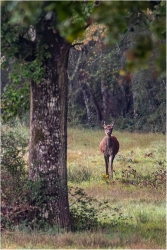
[87,84,102,124]
[80,81,92,125]
[101,80,108,121]
[29,28,71,230]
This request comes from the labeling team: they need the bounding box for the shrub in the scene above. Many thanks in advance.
[119,164,166,190]
[1,127,50,231]
[69,187,129,231]
[1,126,29,230]
[1,127,28,176]
[1,126,28,204]
[69,187,99,231]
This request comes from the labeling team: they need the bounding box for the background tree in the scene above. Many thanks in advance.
[68,1,166,131]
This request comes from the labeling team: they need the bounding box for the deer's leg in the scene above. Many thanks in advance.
[104,155,109,175]
[109,155,115,178]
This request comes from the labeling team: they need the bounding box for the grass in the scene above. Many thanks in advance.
[1,126,166,249]
[1,230,162,249]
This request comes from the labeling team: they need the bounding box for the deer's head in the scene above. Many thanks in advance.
[103,121,115,136]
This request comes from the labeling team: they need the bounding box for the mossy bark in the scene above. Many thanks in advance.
[29,28,71,230]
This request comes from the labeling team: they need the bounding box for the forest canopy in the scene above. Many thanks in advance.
[1,0,166,132]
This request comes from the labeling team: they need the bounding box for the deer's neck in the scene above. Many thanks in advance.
[106,135,112,147]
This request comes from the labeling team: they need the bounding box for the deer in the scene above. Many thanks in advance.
[99,121,119,178]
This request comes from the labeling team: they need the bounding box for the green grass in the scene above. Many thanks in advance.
[67,128,166,248]
[1,126,166,249]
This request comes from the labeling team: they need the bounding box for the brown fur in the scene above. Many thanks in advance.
[99,135,119,155]
[99,123,119,178]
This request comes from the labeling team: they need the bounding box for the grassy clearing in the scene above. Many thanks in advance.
[68,128,165,186]
[1,126,166,249]
[1,230,161,249]
[68,128,166,248]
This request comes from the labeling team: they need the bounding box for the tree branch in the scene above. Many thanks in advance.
[68,50,83,81]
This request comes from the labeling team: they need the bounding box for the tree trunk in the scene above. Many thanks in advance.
[29,29,71,230]
[87,85,102,124]
[80,81,92,125]
[101,79,108,121]
[122,81,133,117]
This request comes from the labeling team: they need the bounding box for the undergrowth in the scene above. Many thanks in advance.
[1,124,166,249]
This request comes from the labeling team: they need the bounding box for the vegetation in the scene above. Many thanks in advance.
[1,122,166,249]
[1,0,166,246]
[68,21,166,131]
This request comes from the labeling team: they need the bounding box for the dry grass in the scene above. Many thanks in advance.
[1,126,166,249]
[1,230,161,249]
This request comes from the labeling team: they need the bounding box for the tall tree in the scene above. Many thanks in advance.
[1,0,94,230]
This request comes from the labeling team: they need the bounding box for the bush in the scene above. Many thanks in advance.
[69,187,129,232]
[1,127,49,231]
[1,126,28,204]
[119,165,166,189]
[1,126,29,230]
[69,187,99,231]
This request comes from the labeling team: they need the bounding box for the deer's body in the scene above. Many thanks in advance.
[99,122,119,178]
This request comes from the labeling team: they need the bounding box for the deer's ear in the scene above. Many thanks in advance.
[102,120,106,128]
[110,121,115,127]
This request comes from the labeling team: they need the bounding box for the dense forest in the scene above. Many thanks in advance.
[2,20,166,133]
[67,22,166,132]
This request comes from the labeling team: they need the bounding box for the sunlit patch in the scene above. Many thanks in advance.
[102,174,109,179]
